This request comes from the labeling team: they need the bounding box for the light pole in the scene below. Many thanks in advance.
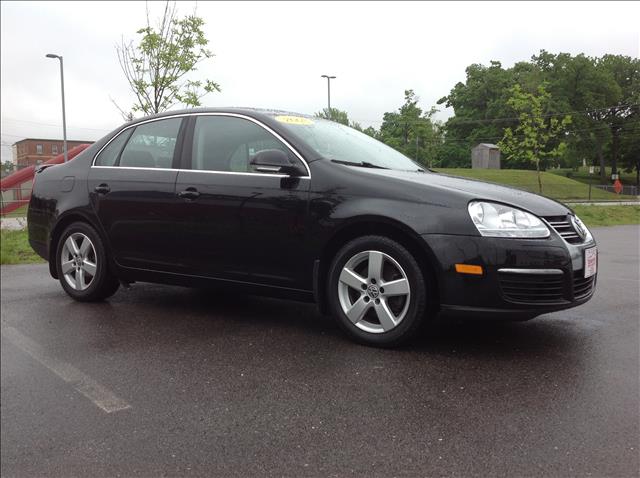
[46,53,68,162]
[320,74,336,112]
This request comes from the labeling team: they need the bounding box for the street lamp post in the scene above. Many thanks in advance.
[320,74,336,111]
[46,53,68,162]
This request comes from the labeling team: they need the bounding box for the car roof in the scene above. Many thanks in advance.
[127,107,315,125]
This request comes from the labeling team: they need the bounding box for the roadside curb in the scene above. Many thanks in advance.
[0,217,27,231]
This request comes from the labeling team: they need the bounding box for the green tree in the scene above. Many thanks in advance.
[498,83,572,193]
[437,61,515,158]
[597,55,640,178]
[437,51,638,178]
[315,107,350,125]
[379,90,440,165]
[1,160,14,177]
[115,1,220,118]
[541,52,625,182]
[530,51,596,170]
[619,128,640,187]
[433,141,469,168]
[362,126,379,138]
[314,107,368,132]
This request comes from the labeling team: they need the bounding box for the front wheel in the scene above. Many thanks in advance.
[327,235,429,347]
[55,222,120,302]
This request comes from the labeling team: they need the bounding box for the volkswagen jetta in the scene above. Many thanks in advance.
[28,108,597,346]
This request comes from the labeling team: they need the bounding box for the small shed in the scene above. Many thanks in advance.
[471,143,501,169]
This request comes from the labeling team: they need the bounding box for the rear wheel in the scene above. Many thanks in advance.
[328,235,429,347]
[56,222,119,301]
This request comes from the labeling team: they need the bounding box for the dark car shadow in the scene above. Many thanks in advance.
[408,316,581,358]
[71,282,589,363]
[85,283,344,341]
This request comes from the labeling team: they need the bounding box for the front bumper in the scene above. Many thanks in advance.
[421,233,597,320]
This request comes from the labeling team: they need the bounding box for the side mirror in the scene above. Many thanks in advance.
[250,149,303,176]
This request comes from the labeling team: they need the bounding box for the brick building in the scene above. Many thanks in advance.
[12,138,93,169]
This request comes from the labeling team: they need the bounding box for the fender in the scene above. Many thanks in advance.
[47,207,117,280]
[311,213,442,316]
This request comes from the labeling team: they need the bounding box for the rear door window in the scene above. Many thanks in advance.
[119,118,182,169]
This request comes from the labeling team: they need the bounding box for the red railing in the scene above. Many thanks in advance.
[0,144,91,216]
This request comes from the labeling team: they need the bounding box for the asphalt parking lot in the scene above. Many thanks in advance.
[2,225,639,477]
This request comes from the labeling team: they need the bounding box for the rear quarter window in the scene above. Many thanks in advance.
[94,130,133,167]
[120,118,181,169]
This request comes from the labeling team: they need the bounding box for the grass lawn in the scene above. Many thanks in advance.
[549,166,638,186]
[434,168,635,201]
[571,205,640,228]
[0,229,44,265]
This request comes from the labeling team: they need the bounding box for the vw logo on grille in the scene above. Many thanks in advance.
[571,215,587,240]
[366,284,380,299]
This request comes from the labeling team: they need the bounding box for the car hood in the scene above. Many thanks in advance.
[361,168,570,217]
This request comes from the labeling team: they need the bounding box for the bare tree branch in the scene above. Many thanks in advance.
[109,96,134,121]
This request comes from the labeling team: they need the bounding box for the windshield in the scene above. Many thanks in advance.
[273,115,422,171]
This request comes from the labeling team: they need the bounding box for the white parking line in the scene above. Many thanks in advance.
[1,326,131,414]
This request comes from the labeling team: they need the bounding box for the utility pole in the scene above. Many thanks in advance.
[46,53,68,162]
[321,75,336,112]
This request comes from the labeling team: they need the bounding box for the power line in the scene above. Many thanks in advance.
[364,118,640,144]
[354,103,639,126]
[443,103,638,126]
[1,130,100,141]
[1,117,112,132]
[401,126,640,145]
[3,103,637,132]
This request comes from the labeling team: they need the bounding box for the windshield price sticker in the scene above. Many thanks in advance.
[275,115,314,125]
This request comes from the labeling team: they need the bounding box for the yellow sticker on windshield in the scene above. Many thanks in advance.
[275,115,314,125]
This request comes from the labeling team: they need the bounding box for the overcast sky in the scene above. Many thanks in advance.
[1,1,639,162]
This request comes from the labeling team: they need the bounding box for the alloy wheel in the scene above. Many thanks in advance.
[337,250,411,333]
[60,232,97,291]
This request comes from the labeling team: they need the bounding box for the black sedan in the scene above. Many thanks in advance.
[28,108,597,346]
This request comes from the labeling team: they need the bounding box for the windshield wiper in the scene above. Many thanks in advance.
[330,159,389,170]
[414,167,437,173]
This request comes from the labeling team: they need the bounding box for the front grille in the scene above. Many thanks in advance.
[498,271,566,304]
[573,272,596,300]
[544,216,583,244]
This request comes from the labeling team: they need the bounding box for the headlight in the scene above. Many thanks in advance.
[571,214,593,242]
[468,201,550,238]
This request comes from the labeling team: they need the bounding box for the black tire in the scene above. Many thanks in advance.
[55,222,120,302]
[327,235,430,347]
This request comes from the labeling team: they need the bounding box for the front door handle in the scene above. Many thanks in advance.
[178,187,200,200]
[94,183,110,195]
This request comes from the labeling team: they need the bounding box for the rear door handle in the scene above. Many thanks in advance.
[178,187,200,200]
[94,183,110,195]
